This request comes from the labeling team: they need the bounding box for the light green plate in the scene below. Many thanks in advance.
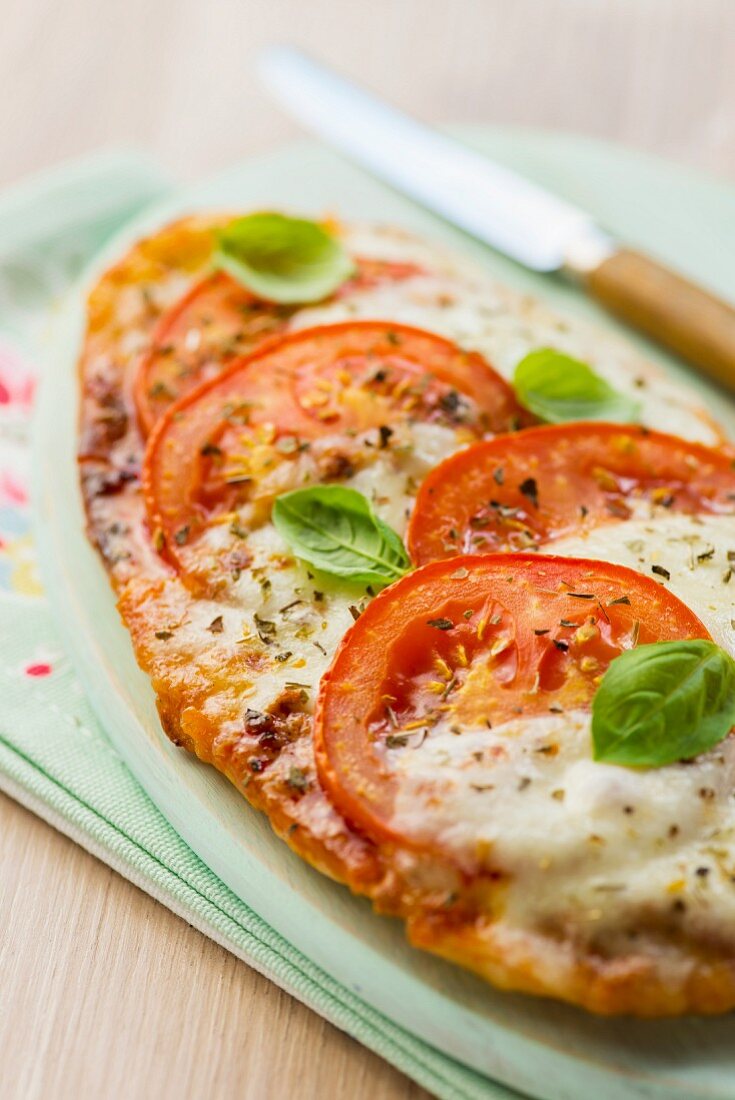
[36,130,735,1100]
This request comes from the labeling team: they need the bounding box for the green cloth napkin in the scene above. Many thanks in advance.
[0,150,515,1100]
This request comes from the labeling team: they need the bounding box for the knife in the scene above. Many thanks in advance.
[259,47,735,392]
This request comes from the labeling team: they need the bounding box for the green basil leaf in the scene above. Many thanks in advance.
[272,485,410,587]
[214,213,355,304]
[592,639,735,767]
[513,347,640,424]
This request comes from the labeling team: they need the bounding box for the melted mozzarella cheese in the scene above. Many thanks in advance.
[550,511,735,655]
[295,227,721,446]
[391,709,735,944]
[184,423,463,718]
[387,510,735,944]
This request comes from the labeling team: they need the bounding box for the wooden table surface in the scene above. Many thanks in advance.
[1,2,733,1098]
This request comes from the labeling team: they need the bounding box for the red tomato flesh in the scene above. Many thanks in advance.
[408,423,735,565]
[143,322,526,585]
[134,260,424,436]
[314,553,710,845]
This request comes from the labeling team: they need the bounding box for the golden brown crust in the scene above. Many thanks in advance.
[79,216,414,899]
[78,214,735,1015]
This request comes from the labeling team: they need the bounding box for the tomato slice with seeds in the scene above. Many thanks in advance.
[278,322,528,435]
[408,422,735,565]
[134,260,424,436]
[314,553,710,845]
[143,321,525,585]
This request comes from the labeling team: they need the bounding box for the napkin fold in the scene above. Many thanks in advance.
[0,150,511,1100]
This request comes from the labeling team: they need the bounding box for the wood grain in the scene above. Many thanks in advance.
[1,0,734,190]
[0,794,428,1100]
[586,248,735,391]
[1,1,734,1097]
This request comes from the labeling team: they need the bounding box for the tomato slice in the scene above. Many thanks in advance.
[134,259,424,435]
[134,271,289,436]
[338,257,423,295]
[314,553,710,845]
[143,321,525,584]
[408,422,735,565]
[279,323,528,436]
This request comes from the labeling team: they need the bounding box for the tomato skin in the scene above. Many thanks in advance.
[133,260,426,436]
[134,272,289,437]
[408,422,735,566]
[142,343,311,584]
[314,553,710,847]
[143,321,526,585]
[275,322,529,436]
[337,257,423,295]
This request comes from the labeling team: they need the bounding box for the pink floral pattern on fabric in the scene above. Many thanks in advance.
[9,642,63,681]
[0,342,36,414]
[25,661,53,677]
[1,468,28,507]
[0,336,41,597]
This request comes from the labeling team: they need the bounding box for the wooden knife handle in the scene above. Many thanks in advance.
[584,248,735,392]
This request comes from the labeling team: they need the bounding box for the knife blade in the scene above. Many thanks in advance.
[259,46,611,273]
[258,47,735,393]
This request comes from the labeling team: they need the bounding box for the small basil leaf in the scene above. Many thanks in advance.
[513,348,640,424]
[592,639,735,767]
[214,213,355,304]
[272,485,410,587]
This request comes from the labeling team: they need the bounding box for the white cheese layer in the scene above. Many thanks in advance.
[388,511,735,944]
[550,511,735,655]
[296,228,721,446]
[185,422,463,720]
[391,709,735,945]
